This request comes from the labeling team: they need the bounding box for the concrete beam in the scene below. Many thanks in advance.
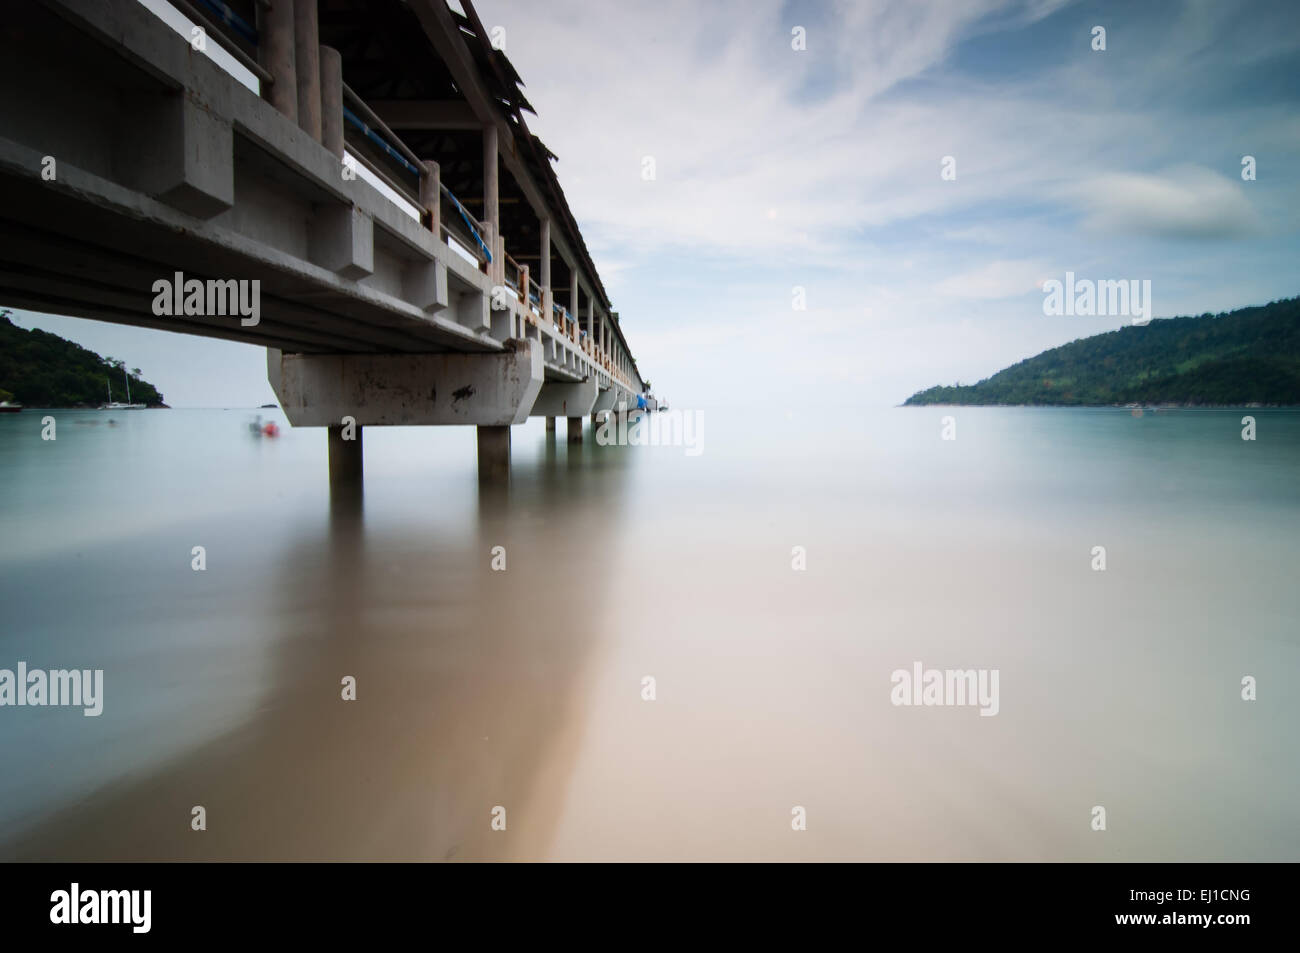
[268,338,543,427]
[592,385,618,413]
[452,288,490,333]
[528,377,597,418]
[403,259,449,312]
[116,91,233,219]
[309,205,374,279]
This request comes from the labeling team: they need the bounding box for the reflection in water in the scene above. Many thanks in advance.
[2,418,631,860]
[1,408,1299,861]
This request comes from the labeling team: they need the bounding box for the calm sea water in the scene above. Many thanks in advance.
[0,406,1297,861]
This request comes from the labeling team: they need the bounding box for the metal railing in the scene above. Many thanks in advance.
[186,5,630,380]
[526,277,542,316]
[337,83,494,267]
[168,0,273,84]
[438,183,493,265]
[341,83,422,173]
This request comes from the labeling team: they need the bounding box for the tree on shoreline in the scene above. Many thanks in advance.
[0,314,166,407]
[904,297,1300,406]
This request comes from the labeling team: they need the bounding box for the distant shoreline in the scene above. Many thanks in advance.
[900,402,1300,409]
[903,297,1300,408]
[3,404,171,410]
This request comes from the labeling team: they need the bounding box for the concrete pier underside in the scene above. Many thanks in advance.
[268,338,543,428]
[529,378,598,419]
[270,339,556,488]
[0,0,650,497]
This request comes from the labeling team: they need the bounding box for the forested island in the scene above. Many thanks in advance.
[0,312,166,407]
[904,297,1300,407]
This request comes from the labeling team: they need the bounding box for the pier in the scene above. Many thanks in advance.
[0,0,650,489]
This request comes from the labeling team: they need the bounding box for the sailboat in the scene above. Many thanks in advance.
[101,366,146,409]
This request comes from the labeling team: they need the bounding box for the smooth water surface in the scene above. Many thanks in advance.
[0,406,1297,860]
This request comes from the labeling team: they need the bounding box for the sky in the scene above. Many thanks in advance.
[9,0,1300,408]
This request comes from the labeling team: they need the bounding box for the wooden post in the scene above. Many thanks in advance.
[539,217,551,318]
[260,0,298,121]
[319,46,343,158]
[570,272,579,333]
[483,123,499,265]
[420,160,440,236]
[294,0,321,140]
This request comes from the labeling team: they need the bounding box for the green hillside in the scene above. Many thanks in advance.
[0,312,166,407]
[904,297,1300,406]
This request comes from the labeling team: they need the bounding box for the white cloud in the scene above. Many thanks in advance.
[490,0,1086,262]
[935,259,1054,299]
[1068,166,1266,240]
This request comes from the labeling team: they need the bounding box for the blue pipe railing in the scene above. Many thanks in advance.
[195,0,258,44]
[342,106,421,177]
[341,106,492,265]
[438,183,494,264]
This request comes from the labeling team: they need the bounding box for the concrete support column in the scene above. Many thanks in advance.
[571,272,579,331]
[261,0,298,121]
[545,416,556,433]
[293,0,321,141]
[567,417,583,443]
[477,425,510,485]
[328,423,362,492]
[319,46,343,158]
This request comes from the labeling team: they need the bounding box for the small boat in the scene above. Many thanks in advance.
[248,415,280,437]
[0,400,22,413]
[101,369,145,410]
